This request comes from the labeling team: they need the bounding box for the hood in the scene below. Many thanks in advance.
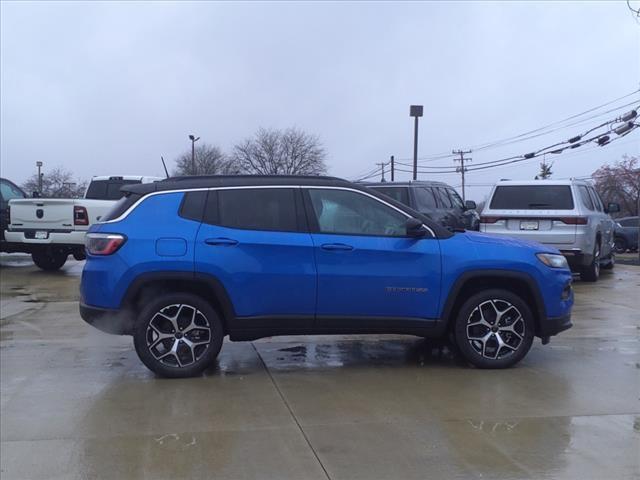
[459,230,558,253]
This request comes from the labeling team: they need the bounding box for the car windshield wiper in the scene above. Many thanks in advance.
[528,203,551,207]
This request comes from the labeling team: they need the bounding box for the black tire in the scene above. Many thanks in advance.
[31,251,67,271]
[133,293,224,378]
[602,252,615,270]
[614,237,627,254]
[454,289,535,369]
[580,242,601,282]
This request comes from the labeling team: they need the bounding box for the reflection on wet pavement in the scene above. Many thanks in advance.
[1,254,639,479]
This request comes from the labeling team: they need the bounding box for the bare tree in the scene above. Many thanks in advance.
[232,127,327,175]
[22,167,87,198]
[592,155,639,217]
[173,143,236,176]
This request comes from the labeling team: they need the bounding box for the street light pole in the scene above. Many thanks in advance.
[409,105,423,181]
[188,134,200,175]
[36,161,43,195]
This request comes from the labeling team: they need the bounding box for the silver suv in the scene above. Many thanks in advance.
[480,180,620,282]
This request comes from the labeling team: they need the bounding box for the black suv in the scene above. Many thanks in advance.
[361,181,479,230]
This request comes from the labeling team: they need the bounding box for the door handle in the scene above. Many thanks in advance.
[205,238,238,246]
[321,243,354,251]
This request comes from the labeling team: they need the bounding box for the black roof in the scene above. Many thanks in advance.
[124,175,352,195]
[359,180,451,187]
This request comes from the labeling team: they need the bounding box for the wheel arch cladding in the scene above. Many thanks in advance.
[121,271,236,333]
[441,270,546,336]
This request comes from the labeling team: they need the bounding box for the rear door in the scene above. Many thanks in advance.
[194,187,316,326]
[304,187,441,324]
[588,186,615,257]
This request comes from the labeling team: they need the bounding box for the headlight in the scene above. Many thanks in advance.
[536,253,569,269]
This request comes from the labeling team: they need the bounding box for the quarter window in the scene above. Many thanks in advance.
[588,187,603,212]
[204,188,298,232]
[308,189,407,236]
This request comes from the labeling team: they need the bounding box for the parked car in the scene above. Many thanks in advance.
[614,216,639,253]
[360,181,479,230]
[480,179,619,282]
[0,177,27,244]
[80,175,573,378]
[4,175,161,270]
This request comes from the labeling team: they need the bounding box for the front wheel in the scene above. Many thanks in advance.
[32,251,67,271]
[133,293,224,378]
[454,289,535,369]
[614,237,627,254]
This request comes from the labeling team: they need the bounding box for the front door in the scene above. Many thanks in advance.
[303,187,441,326]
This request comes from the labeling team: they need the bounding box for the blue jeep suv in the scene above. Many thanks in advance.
[80,175,573,377]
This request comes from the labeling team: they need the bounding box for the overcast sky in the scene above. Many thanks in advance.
[1,1,638,201]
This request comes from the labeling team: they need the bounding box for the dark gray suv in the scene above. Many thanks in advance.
[361,181,479,231]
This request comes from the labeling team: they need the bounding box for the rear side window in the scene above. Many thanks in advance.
[85,180,141,200]
[414,187,437,211]
[101,193,142,221]
[490,186,574,210]
[369,187,410,206]
[578,186,594,210]
[204,188,298,232]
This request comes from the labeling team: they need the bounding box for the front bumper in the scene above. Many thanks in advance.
[538,313,572,337]
[79,303,133,335]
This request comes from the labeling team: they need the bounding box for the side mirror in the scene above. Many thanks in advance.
[406,217,428,238]
[32,191,40,198]
[464,200,477,210]
[606,203,620,214]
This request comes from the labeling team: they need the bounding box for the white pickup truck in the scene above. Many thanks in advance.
[3,175,161,270]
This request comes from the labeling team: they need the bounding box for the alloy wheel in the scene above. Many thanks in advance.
[145,304,212,368]
[466,299,525,360]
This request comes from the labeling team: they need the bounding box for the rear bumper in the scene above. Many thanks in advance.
[538,313,572,338]
[79,303,133,335]
[5,229,86,245]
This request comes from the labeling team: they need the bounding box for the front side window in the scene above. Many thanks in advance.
[206,188,298,232]
[447,189,464,209]
[578,185,594,211]
[308,188,407,236]
[435,187,452,208]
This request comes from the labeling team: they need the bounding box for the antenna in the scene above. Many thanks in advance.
[160,156,169,178]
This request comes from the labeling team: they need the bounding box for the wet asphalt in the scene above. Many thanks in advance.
[0,254,639,480]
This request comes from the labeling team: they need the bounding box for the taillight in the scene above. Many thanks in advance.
[74,206,89,226]
[480,216,502,224]
[557,217,588,225]
[85,233,126,255]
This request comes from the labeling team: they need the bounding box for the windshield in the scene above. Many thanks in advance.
[490,185,574,210]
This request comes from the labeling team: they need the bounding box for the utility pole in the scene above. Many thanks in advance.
[36,161,43,195]
[377,162,386,182]
[453,150,472,201]
[390,155,395,182]
[188,134,200,175]
[410,105,423,181]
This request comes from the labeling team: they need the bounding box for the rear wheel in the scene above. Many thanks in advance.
[580,242,601,282]
[454,289,534,369]
[133,293,223,378]
[31,251,67,271]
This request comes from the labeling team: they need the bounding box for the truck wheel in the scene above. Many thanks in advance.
[614,237,627,254]
[32,251,68,271]
[580,242,600,282]
[133,293,224,378]
[454,289,534,369]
